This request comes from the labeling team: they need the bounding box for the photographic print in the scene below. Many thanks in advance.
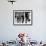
[13,10,32,25]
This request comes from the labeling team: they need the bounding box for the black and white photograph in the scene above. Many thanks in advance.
[13,10,32,25]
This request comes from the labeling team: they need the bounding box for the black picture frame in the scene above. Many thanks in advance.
[13,10,33,26]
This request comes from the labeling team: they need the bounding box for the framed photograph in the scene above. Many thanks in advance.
[13,10,33,25]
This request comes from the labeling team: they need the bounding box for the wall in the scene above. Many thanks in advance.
[0,0,46,42]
